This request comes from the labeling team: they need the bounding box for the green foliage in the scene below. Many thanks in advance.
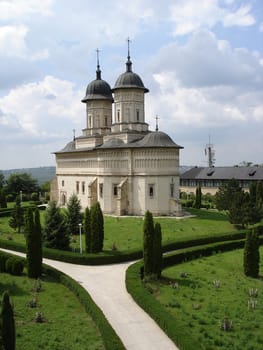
[153,222,162,278]
[1,291,15,350]
[5,172,39,197]
[9,197,24,233]
[84,206,91,253]
[194,185,202,209]
[256,181,263,213]
[143,211,154,277]
[66,193,82,235]
[0,171,5,188]
[244,230,260,278]
[5,256,24,275]
[215,179,242,211]
[25,208,42,278]
[43,201,70,250]
[90,202,104,253]
[0,189,7,208]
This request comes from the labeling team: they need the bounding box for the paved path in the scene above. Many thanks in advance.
[0,249,178,350]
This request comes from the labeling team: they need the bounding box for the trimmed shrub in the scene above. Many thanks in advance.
[5,257,24,276]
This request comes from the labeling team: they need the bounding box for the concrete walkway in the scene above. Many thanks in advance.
[0,249,178,350]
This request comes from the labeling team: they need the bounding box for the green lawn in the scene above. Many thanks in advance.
[0,273,104,350]
[0,209,237,253]
[153,247,263,349]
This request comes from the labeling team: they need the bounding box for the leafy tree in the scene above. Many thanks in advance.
[9,197,24,233]
[43,201,70,250]
[0,188,7,208]
[249,181,257,204]
[1,291,15,350]
[5,172,39,197]
[256,181,263,212]
[194,185,202,209]
[143,210,154,277]
[84,207,91,253]
[153,222,162,279]
[25,208,42,278]
[66,193,82,235]
[244,230,260,278]
[0,171,5,188]
[90,202,104,253]
[215,179,242,211]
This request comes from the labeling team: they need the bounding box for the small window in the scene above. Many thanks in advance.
[113,185,118,197]
[99,183,103,198]
[62,180,64,187]
[117,110,120,122]
[88,115,92,128]
[76,181,79,194]
[82,181,85,194]
[104,116,107,126]
[136,109,140,121]
[170,183,174,198]
[149,184,155,198]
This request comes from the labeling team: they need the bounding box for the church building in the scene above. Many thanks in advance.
[52,46,183,216]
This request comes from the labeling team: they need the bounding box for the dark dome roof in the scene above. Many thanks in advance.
[112,56,149,92]
[82,66,113,103]
[136,131,182,148]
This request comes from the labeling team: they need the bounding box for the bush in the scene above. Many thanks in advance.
[5,257,24,276]
[0,253,9,272]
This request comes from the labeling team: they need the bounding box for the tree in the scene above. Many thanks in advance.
[25,208,42,278]
[153,222,163,279]
[215,179,242,211]
[66,193,82,235]
[194,185,202,209]
[5,172,39,198]
[0,171,5,188]
[9,197,24,233]
[0,188,7,208]
[249,181,257,204]
[90,202,104,253]
[244,230,260,278]
[1,291,15,350]
[43,201,70,250]
[256,181,263,213]
[143,210,154,277]
[83,206,91,253]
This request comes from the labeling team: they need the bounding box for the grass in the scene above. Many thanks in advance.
[0,208,237,253]
[0,273,105,350]
[151,247,263,349]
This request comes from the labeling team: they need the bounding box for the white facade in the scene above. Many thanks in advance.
[52,53,183,216]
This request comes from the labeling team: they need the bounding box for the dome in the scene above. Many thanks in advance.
[82,65,113,103]
[112,55,149,93]
[136,131,182,148]
[99,138,124,148]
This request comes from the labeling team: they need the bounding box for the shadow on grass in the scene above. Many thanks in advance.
[0,280,27,297]
[187,208,228,222]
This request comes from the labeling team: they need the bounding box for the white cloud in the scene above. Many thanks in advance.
[260,22,263,32]
[0,0,53,20]
[169,0,255,36]
[0,25,28,57]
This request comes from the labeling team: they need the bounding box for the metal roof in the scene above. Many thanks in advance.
[181,166,263,181]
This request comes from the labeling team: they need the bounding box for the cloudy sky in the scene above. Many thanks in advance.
[0,0,263,169]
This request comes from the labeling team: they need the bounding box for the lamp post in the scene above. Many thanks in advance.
[78,223,82,254]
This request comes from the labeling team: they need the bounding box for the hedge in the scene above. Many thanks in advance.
[0,250,125,350]
[126,235,263,350]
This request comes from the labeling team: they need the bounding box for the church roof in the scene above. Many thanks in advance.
[135,131,182,148]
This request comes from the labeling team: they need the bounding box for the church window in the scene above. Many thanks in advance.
[76,181,80,194]
[61,192,66,206]
[117,110,120,122]
[136,109,140,121]
[99,183,103,198]
[149,184,155,198]
[113,184,118,197]
[170,183,174,198]
[82,181,85,194]
[89,115,92,128]
[104,116,107,126]
[62,180,64,187]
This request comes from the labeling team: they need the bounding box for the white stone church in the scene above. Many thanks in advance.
[52,48,183,216]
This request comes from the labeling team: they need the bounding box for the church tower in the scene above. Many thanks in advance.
[111,40,149,134]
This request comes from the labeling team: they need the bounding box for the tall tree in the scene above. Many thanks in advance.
[249,181,257,204]
[9,196,24,233]
[25,208,42,278]
[194,184,202,209]
[1,291,15,350]
[83,206,91,253]
[143,210,154,277]
[66,193,82,235]
[256,181,263,213]
[215,179,242,211]
[5,172,39,197]
[153,222,163,279]
[43,201,70,250]
[0,171,5,189]
[90,202,104,253]
[244,230,260,278]
[0,188,7,208]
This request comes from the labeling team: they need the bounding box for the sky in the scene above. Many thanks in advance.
[0,0,263,170]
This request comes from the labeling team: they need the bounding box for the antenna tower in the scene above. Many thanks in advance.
[205,136,215,167]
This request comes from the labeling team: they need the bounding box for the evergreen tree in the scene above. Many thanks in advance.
[9,196,24,233]
[90,202,104,253]
[1,291,15,350]
[256,181,263,213]
[25,208,42,278]
[143,210,154,277]
[0,189,7,208]
[153,222,163,279]
[43,201,70,250]
[84,207,91,253]
[215,179,242,211]
[194,185,202,209]
[249,181,257,203]
[66,193,82,235]
[244,230,260,278]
